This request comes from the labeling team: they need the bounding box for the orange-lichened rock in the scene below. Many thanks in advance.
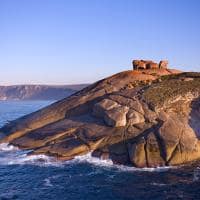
[132,60,147,69]
[133,59,168,70]
[146,62,159,69]
[159,60,169,69]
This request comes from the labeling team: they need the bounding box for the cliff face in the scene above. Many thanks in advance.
[0,84,88,100]
[1,68,200,168]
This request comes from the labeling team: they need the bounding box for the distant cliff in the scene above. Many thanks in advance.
[0,84,88,100]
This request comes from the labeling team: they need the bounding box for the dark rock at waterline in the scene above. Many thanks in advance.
[1,67,200,168]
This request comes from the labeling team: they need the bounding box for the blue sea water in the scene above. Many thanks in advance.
[0,101,200,200]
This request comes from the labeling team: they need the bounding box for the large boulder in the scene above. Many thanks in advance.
[146,62,159,69]
[133,59,168,70]
[104,106,129,127]
[93,99,119,118]
[159,60,168,69]
[132,60,146,70]
[127,109,145,125]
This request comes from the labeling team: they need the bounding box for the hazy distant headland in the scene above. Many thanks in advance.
[0,84,89,101]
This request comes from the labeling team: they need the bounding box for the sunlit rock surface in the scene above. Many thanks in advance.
[1,68,200,168]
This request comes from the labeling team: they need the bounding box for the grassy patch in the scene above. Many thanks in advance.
[160,72,200,81]
[143,72,200,109]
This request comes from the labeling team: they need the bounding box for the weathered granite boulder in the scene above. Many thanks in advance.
[133,59,168,70]
[146,62,159,69]
[132,60,147,69]
[104,106,129,127]
[159,60,168,69]
[127,109,145,125]
[1,67,200,168]
[93,99,119,118]
[93,99,129,127]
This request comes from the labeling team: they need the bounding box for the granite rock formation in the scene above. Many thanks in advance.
[1,66,200,168]
[133,59,168,70]
[159,60,168,69]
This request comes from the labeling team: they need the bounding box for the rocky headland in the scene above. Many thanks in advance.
[0,84,88,100]
[0,59,200,168]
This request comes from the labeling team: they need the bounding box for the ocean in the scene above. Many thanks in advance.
[0,101,200,200]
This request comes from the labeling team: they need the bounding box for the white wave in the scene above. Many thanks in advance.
[0,143,18,151]
[0,149,63,167]
[151,182,167,186]
[0,143,64,166]
[6,154,56,166]
[193,167,200,181]
[0,147,173,171]
[73,152,114,166]
[44,178,53,187]
[69,152,173,172]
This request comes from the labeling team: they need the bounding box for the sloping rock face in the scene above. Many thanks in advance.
[1,69,200,168]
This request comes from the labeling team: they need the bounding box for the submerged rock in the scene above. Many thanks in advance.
[1,67,200,168]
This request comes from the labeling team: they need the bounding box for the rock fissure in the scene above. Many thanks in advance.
[154,127,167,163]
[144,136,149,167]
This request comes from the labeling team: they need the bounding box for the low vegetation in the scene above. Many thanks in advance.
[143,72,200,109]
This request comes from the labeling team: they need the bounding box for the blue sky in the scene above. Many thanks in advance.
[0,0,200,85]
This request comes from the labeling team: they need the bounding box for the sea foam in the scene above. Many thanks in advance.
[0,143,62,166]
[0,144,173,171]
[0,143,18,151]
[71,152,173,172]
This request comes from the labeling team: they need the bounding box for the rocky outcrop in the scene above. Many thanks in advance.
[1,68,200,168]
[132,60,147,70]
[92,99,119,118]
[132,59,168,70]
[104,105,129,127]
[159,60,168,69]
[93,99,129,127]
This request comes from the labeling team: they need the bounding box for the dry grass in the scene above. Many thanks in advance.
[143,72,200,109]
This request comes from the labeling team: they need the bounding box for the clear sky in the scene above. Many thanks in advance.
[0,0,200,85]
